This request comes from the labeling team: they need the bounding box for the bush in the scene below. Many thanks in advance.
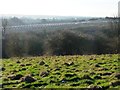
[44,30,91,55]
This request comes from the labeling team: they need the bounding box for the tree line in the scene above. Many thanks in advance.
[1,18,120,58]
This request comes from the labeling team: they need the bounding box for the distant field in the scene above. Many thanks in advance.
[1,54,120,89]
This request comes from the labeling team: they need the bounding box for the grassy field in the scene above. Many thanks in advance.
[1,54,120,89]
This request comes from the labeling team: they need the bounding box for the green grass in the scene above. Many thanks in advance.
[1,54,120,89]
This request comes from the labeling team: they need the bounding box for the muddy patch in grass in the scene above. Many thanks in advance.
[70,83,80,86]
[20,75,36,83]
[64,73,76,77]
[39,71,49,77]
[110,80,120,87]
[111,73,120,79]
[8,74,23,80]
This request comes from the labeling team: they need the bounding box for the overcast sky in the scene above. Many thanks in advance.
[0,0,119,17]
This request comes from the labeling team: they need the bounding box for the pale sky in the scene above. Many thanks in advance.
[0,0,119,17]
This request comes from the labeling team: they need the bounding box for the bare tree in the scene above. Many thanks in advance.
[2,18,8,58]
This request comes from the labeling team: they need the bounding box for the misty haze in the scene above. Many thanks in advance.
[0,0,120,89]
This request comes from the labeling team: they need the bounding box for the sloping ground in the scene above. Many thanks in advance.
[1,54,120,89]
